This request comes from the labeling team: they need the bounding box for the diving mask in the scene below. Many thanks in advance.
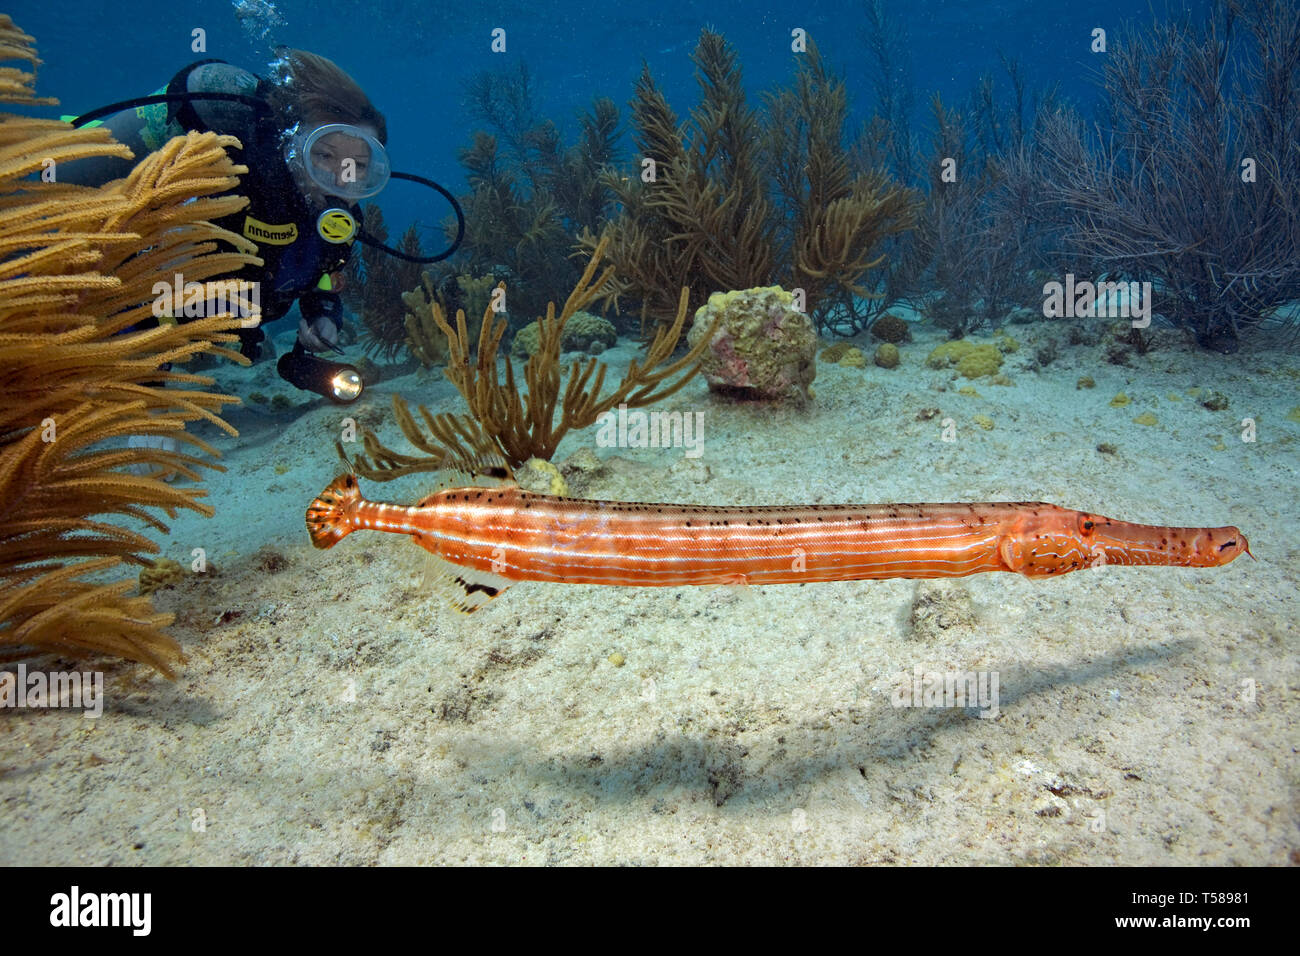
[285,123,390,200]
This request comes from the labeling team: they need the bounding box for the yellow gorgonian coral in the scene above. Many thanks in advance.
[0,15,260,674]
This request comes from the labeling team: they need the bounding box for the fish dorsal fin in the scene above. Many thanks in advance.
[435,462,515,491]
[422,552,515,614]
[413,461,516,509]
[429,413,516,486]
[410,415,516,505]
[411,471,513,512]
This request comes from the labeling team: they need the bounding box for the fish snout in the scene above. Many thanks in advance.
[1178,526,1252,568]
[1089,521,1251,568]
[1210,528,1252,566]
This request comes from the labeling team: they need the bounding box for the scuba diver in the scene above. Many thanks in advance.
[62,50,462,404]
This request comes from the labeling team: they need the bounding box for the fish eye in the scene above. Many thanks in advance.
[1078,515,1095,535]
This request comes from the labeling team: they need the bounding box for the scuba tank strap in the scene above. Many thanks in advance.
[165,58,229,130]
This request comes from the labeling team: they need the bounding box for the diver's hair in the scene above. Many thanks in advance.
[267,49,387,144]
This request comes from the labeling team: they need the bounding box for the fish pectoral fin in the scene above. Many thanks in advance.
[423,553,515,613]
[997,534,1026,574]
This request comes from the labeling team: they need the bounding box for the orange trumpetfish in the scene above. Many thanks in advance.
[306,471,1251,612]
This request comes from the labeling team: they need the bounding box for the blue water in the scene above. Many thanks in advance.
[20,0,1212,235]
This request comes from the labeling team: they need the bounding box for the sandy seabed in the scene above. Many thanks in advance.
[2,317,1296,865]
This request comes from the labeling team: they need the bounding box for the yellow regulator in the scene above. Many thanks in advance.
[316,208,357,244]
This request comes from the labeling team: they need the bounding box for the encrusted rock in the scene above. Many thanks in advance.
[687,287,817,403]
[511,311,617,359]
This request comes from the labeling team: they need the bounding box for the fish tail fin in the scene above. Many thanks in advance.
[306,473,363,549]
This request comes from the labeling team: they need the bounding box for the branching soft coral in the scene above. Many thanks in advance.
[0,15,260,675]
[340,235,714,473]
[770,45,917,309]
[458,62,622,321]
[586,31,774,329]
[346,204,423,362]
[589,31,917,336]
[1037,0,1300,351]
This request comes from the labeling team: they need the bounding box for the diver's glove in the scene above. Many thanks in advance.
[297,290,345,354]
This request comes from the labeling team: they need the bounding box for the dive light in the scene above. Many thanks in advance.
[277,342,364,404]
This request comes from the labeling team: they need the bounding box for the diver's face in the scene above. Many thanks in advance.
[307,128,374,190]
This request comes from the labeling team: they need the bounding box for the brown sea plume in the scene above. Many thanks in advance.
[340,235,714,475]
[586,31,917,335]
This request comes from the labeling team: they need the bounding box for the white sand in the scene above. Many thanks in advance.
[1,319,1295,865]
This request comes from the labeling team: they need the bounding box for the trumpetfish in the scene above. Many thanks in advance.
[306,470,1251,612]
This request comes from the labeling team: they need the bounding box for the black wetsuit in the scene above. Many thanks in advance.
[63,59,357,359]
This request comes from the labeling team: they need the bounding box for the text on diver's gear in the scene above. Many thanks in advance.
[68,91,464,263]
